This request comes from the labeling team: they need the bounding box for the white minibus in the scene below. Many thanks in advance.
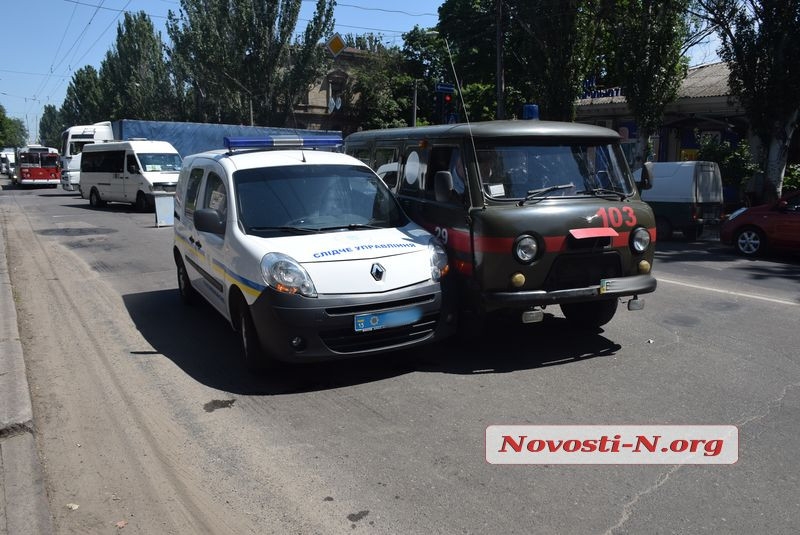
[80,140,182,211]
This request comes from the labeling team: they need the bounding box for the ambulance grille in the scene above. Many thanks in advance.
[320,313,438,353]
[544,252,622,291]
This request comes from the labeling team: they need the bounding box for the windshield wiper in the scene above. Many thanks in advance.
[580,187,628,200]
[317,223,384,231]
[520,183,575,205]
[247,225,318,234]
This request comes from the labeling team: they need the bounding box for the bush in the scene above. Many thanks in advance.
[784,164,800,193]
[695,131,757,189]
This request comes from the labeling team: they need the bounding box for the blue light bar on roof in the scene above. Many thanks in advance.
[224,134,342,151]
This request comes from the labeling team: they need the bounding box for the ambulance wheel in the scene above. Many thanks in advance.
[236,298,276,372]
[560,299,618,329]
[135,191,148,212]
[175,255,197,305]
[89,188,105,208]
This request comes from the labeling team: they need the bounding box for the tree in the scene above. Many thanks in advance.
[99,12,174,121]
[698,0,800,201]
[167,0,334,126]
[608,0,691,164]
[0,105,28,147]
[59,66,103,126]
[38,105,63,149]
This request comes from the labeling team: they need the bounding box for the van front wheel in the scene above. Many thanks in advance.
[236,301,277,372]
[135,191,148,212]
[89,188,105,208]
[560,299,618,329]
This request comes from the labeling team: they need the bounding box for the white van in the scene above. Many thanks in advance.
[80,140,182,211]
[173,134,455,371]
[635,161,724,240]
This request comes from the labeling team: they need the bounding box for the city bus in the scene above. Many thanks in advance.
[345,120,658,331]
[13,145,61,187]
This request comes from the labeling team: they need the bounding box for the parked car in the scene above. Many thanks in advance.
[720,190,800,256]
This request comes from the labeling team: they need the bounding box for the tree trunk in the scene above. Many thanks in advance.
[763,109,798,202]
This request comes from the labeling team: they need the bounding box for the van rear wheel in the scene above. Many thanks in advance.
[560,299,618,329]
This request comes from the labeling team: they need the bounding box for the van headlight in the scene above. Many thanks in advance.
[630,227,652,253]
[261,252,317,297]
[428,238,449,281]
[514,235,539,264]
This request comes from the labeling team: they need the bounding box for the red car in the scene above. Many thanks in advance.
[720,190,800,256]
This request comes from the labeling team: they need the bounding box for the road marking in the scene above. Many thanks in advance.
[658,277,799,306]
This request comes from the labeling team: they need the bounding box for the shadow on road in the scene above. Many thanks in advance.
[123,289,621,395]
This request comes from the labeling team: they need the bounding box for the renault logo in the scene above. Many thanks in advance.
[370,263,385,281]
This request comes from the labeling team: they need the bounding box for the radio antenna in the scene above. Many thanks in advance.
[429,30,477,208]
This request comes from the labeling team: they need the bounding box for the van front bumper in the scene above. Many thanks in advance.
[483,274,657,311]
[249,279,457,362]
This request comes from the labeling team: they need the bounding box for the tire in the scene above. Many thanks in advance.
[236,299,276,372]
[734,227,764,256]
[560,299,619,329]
[175,256,197,305]
[89,188,104,208]
[655,217,672,241]
[135,191,148,212]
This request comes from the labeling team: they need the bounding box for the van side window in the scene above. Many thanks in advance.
[374,147,399,189]
[398,148,425,197]
[203,172,228,220]
[126,154,139,174]
[425,146,466,203]
[184,168,204,218]
[350,147,371,166]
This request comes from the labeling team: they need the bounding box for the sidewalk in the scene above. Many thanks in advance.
[0,206,54,534]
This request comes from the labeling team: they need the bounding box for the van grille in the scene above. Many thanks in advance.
[325,294,436,316]
[544,252,622,291]
[320,313,438,353]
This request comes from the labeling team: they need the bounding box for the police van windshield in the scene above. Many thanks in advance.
[476,143,635,200]
[234,164,407,235]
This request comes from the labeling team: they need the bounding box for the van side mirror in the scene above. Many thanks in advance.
[194,208,226,235]
[434,171,455,202]
[636,163,653,191]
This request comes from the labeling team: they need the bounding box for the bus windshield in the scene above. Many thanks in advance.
[475,143,636,200]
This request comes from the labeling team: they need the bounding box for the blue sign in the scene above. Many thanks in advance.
[435,83,456,94]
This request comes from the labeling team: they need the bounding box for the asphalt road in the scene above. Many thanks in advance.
[2,181,799,534]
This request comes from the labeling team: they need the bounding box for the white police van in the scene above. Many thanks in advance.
[173,134,455,370]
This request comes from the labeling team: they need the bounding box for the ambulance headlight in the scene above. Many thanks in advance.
[261,252,317,297]
[428,238,449,282]
[514,235,539,264]
[630,227,652,253]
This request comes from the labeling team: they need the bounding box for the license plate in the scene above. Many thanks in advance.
[354,308,423,332]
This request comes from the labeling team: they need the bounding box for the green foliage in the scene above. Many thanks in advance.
[38,105,63,149]
[100,12,174,121]
[783,164,800,192]
[60,66,103,126]
[166,0,334,126]
[0,105,28,147]
[609,0,690,159]
[695,131,757,187]
[344,47,412,131]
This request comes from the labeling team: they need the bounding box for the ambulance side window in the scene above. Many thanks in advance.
[398,147,425,198]
[184,168,204,219]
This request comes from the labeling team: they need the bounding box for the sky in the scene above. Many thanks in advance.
[0,0,441,141]
[1,1,720,143]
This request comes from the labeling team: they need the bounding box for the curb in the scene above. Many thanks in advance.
[1,205,55,534]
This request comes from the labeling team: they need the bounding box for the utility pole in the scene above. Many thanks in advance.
[496,0,505,120]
